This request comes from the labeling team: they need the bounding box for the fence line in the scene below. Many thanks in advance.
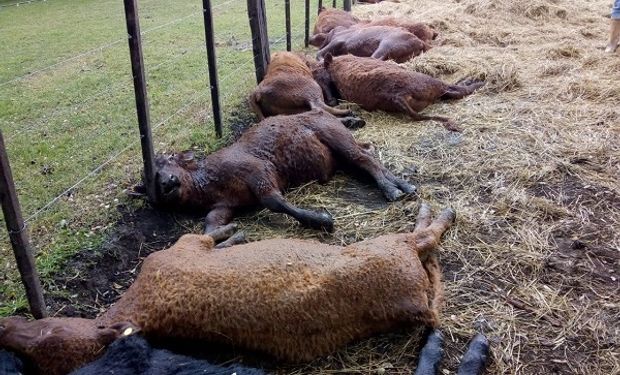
[5,42,207,142]
[6,1,313,226]
[0,0,47,8]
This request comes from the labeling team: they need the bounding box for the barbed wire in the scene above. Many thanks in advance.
[5,42,207,142]
[7,2,313,227]
[0,0,243,88]
[0,0,47,8]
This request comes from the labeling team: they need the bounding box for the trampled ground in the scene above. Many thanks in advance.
[1,0,619,374]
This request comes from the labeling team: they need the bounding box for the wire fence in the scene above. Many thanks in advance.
[0,0,323,313]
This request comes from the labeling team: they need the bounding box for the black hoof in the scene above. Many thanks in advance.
[399,181,417,195]
[384,187,406,202]
[340,116,366,130]
[415,329,444,375]
[456,334,489,375]
[302,211,334,232]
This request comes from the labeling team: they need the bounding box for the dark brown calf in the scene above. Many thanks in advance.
[316,25,430,63]
[0,204,453,375]
[318,55,484,131]
[154,110,415,232]
[249,52,351,120]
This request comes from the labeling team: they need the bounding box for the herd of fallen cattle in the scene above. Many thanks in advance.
[0,6,490,375]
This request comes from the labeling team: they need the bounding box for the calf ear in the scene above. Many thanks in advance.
[324,53,334,68]
[180,150,195,161]
[96,322,141,345]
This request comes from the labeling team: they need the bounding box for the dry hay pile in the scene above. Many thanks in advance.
[230,0,620,374]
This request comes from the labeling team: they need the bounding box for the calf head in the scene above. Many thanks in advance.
[0,317,137,375]
[154,151,198,206]
[311,57,339,106]
[416,23,439,43]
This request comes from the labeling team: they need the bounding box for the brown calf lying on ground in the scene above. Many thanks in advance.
[0,204,454,375]
[363,17,438,43]
[249,52,351,120]
[316,25,430,63]
[153,110,415,233]
[316,55,484,131]
[312,6,360,35]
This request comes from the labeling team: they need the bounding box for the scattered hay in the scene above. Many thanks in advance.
[244,1,619,374]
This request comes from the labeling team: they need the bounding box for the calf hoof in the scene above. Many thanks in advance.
[303,211,334,232]
[340,116,366,129]
[457,334,490,375]
[384,187,406,202]
[327,98,339,106]
[399,181,417,195]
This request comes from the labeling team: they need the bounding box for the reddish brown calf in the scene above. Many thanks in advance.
[319,55,485,131]
[316,26,430,63]
[249,52,351,119]
[0,204,453,375]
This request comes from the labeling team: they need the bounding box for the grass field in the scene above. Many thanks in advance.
[1,0,619,374]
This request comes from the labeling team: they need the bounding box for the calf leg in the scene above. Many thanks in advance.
[414,330,444,375]
[214,231,247,249]
[440,81,485,100]
[314,123,415,201]
[309,100,352,117]
[456,334,490,375]
[261,191,334,232]
[204,206,234,234]
[411,204,456,258]
[396,95,462,132]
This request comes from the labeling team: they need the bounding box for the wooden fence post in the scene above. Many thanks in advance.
[247,0,270,83]
[318,0,323,11]
[304,0,310,47]
[285,0,291,51]
[123,0,157,204]
[0,131,46,319]
[344,0,352,11]
[202,0,223,138]
[332,0,336,8]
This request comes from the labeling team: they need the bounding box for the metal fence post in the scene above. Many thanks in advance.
[0,131,46,319]
[202,0,223,138]
[285,0,291,51]
[247,0,270,83]
[344,0,352,11]
[123,0,157,204]
[304,0,310,47]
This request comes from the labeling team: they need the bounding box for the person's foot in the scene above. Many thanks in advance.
[606,20,620,53]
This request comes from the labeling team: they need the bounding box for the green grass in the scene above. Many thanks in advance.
[0,0,321,316]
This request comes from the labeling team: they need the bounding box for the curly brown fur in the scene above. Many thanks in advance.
[0,204,454,374]
[321,55,485,131]
[249,52,351,119]
[154,110,415,232]
[316,25,430,63]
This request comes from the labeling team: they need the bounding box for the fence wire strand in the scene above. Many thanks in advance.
[5,0,316,231]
